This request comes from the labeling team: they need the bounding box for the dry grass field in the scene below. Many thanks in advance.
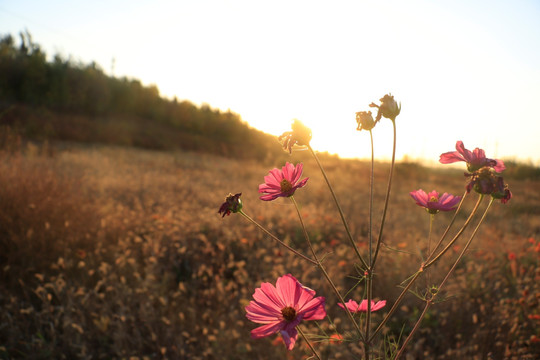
[0,140,538,359]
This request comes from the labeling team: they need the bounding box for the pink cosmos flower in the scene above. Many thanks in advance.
[338,299,386,313]
[245,274,326,350]
[258,162,309,201]
[409,189,461,214]
[439,140,505,173]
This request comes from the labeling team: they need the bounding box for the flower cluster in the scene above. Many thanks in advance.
[219,94,514,356]
[439,141,511,203]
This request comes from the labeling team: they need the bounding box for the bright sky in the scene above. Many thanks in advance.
[1,0,540,164]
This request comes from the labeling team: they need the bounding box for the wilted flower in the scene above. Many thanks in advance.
[278,119,312,154]
[338,299,386,313]
[370,94,401,122]
[439,141,505,173]
[218,193,242,217]
[492,175,512,204]
[409,189,461,214]
[259,162,309,201]
[245,274,326,351]
[465,167,512,203]
[356,111,376,131]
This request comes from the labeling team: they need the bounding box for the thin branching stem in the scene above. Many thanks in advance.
[239,210,318,265]
[364,129,375,360]
[290,196,364,339]
[393,299,432,360]
[369,270,422,342]
[371,193,484,342]
[298,326,322,360]
[425,190,468,263]
[424,194,483,269]
[369,129,374,264]
[307,144,368,270]
[371,119,397,271]
[394,196,492,359]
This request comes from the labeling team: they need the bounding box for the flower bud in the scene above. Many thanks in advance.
[278,119,312,154]
[218,193,243,217]
[491,176,512,204]
[356,111,376,131]
[378,94,401,121]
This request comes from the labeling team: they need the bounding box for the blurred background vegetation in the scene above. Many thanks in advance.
[0,30,284,162]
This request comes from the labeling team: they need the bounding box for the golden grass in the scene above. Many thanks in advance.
[0,143,538,359]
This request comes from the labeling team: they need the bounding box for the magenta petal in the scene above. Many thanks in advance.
[494,159,506,173]
[439,151,465,164]
[255,283,286,309]
[259,184,279,193]
[299,296,326,320]
[282,162,294,182]
[245,302,282,324]
[371,300,387,311]
[456,141,473,162]
[276,274,299,306]
[290,163,303,184]
[295,177,309,189]
[410,189,428,207]
[259,193,280,201]
[280,328,298,350]
[251,321,284,339]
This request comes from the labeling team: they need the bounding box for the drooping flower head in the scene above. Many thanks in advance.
[338,299,386,313]
[245,274,326,351]
[439,141,505,173]
[258,162,309,201]
[218,193,243,217]
[355,111,376,131]
[465,167,512,203]
[370,93,401,122]
[409,189,461,215]
[278,119,312,154]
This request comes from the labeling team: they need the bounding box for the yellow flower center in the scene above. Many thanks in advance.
[281,306,297,322]
[429,196,438,202]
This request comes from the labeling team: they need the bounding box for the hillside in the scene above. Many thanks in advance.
[0,31,282,161]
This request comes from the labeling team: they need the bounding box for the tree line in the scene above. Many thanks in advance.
[0,30,282,160]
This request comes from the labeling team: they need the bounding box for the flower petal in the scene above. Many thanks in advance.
[253,283,286,310]
[456,141,473,162]
[251,321,284,339]
[280,328,298,350]
[276,274,299,307]
[299,296,326,320]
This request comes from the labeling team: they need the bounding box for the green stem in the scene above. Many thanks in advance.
[239,210,318,266]
[371,119,397,271]
[307,144,368,270]
[298,326,322,360]
[290,196,364,339]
